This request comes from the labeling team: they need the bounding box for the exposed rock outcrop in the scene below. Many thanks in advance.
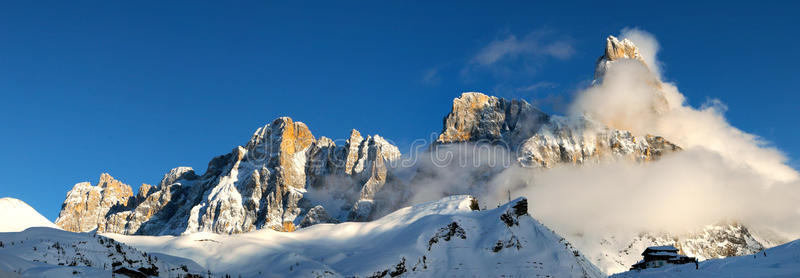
[56,117,401,235]
[437,92,548,145]
[595,35,646,80]
[517,115,680,167]
[55,173,134,232]
[435,92,680,168]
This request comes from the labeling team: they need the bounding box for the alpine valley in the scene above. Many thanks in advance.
[2,35,798,278]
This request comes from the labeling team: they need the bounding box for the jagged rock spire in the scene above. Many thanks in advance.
[594,35,647,80]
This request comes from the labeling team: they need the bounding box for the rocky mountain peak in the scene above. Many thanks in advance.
[55,173,134,232]
[603,36,643,62]
[57,116,402,235]
[344,129,364,175]
[97,173,133,195]
[595,35,647,80]
[246,117,316,156]
[158,166,197,188]
[434,92,678,168]
[436,92,548,145]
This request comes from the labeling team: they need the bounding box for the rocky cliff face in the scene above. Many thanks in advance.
[436,92,679,168]
[436,92,548,145]
[55,173,135,232]
[518,115,680,167]
[56,117,401,235]
[595,35,645,80]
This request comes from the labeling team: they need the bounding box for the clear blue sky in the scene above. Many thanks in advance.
[1,1,798,220]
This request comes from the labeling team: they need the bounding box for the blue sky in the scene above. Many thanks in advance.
[1,1,798,220]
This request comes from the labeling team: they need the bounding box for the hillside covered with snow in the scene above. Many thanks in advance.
[0,197,59,232]
[611,239,800,277]
[105,195,604,278]
[0,227,206,277]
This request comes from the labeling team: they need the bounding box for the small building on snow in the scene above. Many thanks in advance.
[630,245,697,270]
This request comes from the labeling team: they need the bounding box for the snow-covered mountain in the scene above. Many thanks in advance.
[43,34,790,277]
[611,238,800,277]
[426,89,772,274]
[0,198,206,277]
[426,36,775,275]
[52,36,682,238]
[435,92,680,167]
[56,117,401,235]
[586,222,775,274]
[0,197,59,232]
[104,196,603,278]
[0,227,206,277]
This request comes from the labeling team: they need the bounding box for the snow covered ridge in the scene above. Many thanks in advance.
[0,198,206,277]
[104,195,604,278]
[610,239,800,278]
[0,227,206,277]
[2,195,604,277]
[0,197,59,232]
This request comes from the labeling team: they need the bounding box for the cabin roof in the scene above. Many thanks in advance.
[645,245,679,251]
[645,251,682,257]
[642,245,679,255]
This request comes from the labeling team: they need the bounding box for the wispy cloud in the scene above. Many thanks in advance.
[420,67,442,87]
[516,81,558,92]
[460,29,573,85]
[470,30,574,67]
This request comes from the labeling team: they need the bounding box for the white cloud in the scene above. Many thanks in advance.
[469,30,574,68]
[517,81,558,92]
[421,68,442,86]
[619,27,662,78]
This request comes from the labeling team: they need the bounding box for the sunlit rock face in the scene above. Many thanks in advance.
[436,92,549,144]
[595,35,646,80]
[55,173,134,232]
[435,92,679,168]
[56,117,400,235]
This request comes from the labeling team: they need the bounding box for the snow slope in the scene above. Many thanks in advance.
[0,197,59,232]
[0,227,206,277]
[107,195,604,278]
[611,239,800,278]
